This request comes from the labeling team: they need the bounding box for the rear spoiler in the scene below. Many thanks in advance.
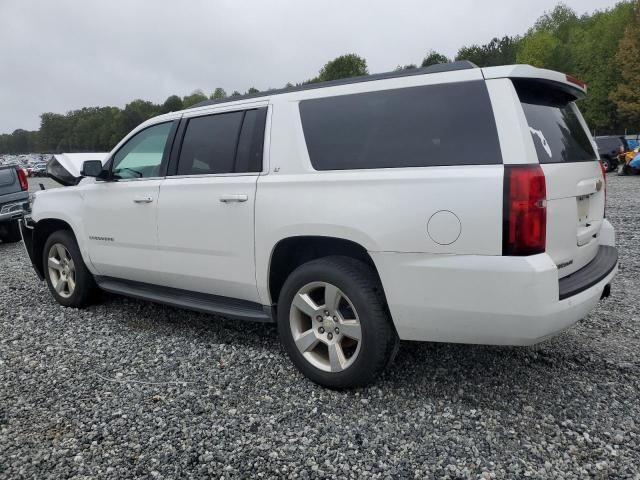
[482,65,587,100]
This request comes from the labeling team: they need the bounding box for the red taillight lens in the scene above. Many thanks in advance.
[599,159,607,217]
[16,167,28,191]
[566,74,587,91]
[503,165,547,256]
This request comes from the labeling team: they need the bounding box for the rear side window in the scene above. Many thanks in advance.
[177,111,244,175]
[177,108,267,175]
[514,79,596,164]
[299,81,502,170]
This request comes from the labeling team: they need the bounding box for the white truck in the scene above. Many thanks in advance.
[21,62,618,388]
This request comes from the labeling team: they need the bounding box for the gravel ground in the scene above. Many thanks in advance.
[1,175,639,479]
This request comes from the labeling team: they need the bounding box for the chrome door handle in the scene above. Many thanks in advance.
[133,196,154,204]
[219,194,248,203]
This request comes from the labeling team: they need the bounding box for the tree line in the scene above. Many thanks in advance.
[2,1,639,155]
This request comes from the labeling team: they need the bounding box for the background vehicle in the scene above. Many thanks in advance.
[31,163,48,177]
[595,135,629,172]
[617,147,640,175]
[20,62,617,388]
[0,165,29,243]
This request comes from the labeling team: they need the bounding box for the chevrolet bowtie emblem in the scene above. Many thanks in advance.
[596,179,603,192]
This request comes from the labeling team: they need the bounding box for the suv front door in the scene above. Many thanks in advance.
[81,120,177,283]
[155,105,268,303]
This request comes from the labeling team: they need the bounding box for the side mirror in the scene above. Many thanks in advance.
[81,160,105,178]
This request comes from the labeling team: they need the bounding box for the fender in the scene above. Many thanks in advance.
[29,186,97,274]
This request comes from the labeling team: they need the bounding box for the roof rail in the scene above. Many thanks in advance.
[189,60,478,109]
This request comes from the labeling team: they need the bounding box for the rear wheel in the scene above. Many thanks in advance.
[0,220,21,243]
[600,157,612,172]
[618,163,630,176]
[43,230,98,307]
[277,256,398,388]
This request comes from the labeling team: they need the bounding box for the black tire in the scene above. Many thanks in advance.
[600,158,611,173]
[43,230,99,308]
[277,256,399,389]
[0,220,22,243]
[618,163,630,176]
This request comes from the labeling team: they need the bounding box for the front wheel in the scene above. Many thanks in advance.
[43,230,99,307]
[277,256,398,389]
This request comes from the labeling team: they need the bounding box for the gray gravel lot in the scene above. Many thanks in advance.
[1,175,639,479]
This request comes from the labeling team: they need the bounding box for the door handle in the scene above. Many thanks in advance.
[219,194,248,203]
[133,196,154,204]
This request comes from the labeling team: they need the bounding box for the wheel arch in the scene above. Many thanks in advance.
[267,235,386,307]
[32,218,78,279]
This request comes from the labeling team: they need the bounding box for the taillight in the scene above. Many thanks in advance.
[503,165,547,256]
[566,74,587,91]
[599,159,607,217]
[16,167,28,191]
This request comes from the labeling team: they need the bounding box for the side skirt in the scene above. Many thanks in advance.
[95,276,274,323]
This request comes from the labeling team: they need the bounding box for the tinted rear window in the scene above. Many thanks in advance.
[299,81,502,170]
[0,168,15,186]
[514,80,596,164]
[177,111,244,175]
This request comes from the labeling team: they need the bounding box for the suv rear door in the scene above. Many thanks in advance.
[513,79,605,278]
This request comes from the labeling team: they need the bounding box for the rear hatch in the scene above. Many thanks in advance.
[0,167,21,196]
[513,79,605,278]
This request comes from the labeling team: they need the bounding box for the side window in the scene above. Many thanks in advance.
[176,108,267,176]
[177,112,243,175]
[299,81,502,170]
[112,122,173,179]
[235,108,267,173]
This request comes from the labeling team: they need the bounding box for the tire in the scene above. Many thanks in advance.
[43,230,98,308]
[0,220,22,243]
[601,158,611,172]
[277,256,399,389]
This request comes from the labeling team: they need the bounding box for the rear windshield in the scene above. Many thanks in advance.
[0,168,15,187]
[514,79,596,164]
[299,81,502,170]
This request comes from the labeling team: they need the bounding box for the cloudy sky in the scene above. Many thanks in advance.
[0,0,621,134]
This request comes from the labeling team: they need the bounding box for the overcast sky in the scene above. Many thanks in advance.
[0,0,621,134]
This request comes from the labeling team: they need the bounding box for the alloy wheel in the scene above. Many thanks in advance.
[289,281,362,372]
[47,243,76,299]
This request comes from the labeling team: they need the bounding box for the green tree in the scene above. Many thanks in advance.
[317,54,368,82]
[118,99,160,138]
[610,1,640,132]
[456,36,520,67]
[421,51,449,67]
[567,1,634,131]
[39,113,69,152]
[161,95,183,113]
[516,31,560,67]
[182,90,208,108]
[246,87,260,94]
[395,64,417,71]
[210,88,227,100]
[231,90,242,96]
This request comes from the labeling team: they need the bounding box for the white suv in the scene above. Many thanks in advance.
[21,62,618,388]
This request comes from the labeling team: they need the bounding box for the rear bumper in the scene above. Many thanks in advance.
[559,246,617,300]
[0,191,29,222]
[371,245,618,346]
